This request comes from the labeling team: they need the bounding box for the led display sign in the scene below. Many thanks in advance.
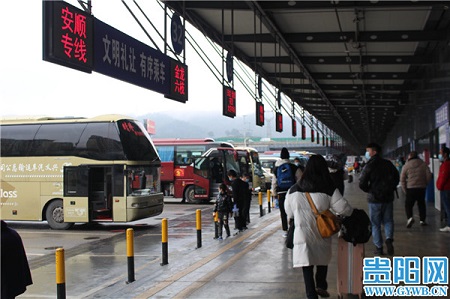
[223,86,236,118]
[256,102,264,126]
[166,59,188,103]
[302,125,306,140]
[276,112,283,132]
[121,120,144,137]
[43,1,93,73]
[292,119,297,137]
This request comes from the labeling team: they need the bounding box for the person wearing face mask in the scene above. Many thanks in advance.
[293,157,305,172]
[436,146,450,232]
[359,143,399,256]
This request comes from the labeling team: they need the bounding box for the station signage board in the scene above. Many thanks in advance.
[144,119,156,135]
[276,112,283,132]
[94,19,170,95]
[226,52,233,83]
[256,102,264,126]
[223,86,236,118]
[435,102,449,128]
[171,13,184,55]
[43,4,189,102]
[43,1,94,73]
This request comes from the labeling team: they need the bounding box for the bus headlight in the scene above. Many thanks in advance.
[131,201,149,208]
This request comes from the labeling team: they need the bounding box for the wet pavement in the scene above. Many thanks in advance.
[15,179,450,299]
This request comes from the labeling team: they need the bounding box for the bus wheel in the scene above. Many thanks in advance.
[45,200,74,230]
[184,186,199,204]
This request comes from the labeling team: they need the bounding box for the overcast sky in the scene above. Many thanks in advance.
[0,0,259,120]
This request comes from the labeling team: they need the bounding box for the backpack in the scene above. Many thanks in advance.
[340,208,372,246]
[276,163,295,191]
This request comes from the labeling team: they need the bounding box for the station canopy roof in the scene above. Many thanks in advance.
[164,1,450,150]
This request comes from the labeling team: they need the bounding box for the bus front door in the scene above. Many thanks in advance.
[88,167,113,221]
[64,165,114,223]
[191,157,213,203]
[63,166,89,224]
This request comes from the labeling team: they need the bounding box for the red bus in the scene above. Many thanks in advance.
[152,139,240,203]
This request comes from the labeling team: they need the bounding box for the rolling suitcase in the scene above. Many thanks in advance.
[337,237,364,299]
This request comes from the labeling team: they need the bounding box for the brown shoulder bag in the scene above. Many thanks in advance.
[305,192,340,238]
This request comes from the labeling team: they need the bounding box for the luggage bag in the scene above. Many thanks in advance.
[337,237,364,299]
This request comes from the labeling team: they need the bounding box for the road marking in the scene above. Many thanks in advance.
[75,256,162,298]
[174,225,280,299]
[133,215,279,299]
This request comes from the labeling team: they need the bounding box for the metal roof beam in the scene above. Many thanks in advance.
[224,30,446,43]
[179,1,448,11]
[245,1,361,149]
[283,83,403,91]
[253,55,432,65]
[266,71,418,80]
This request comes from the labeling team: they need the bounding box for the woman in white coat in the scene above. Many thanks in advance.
[285,155,353,299]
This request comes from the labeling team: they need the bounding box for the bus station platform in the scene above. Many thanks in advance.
[18,178,449,299]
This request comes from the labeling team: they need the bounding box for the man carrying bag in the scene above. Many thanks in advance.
[271,148,302,236]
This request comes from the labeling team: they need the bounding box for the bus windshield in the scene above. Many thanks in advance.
[224,150,240,174]
[118,120,159,162]
[126,165,160,196]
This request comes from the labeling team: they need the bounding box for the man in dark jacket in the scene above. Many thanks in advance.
[359,143,399,256]
[228,169,248,233]
[1,220,33,299]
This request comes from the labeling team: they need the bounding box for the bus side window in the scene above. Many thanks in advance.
[156,146,174,162]
[1,124,40,157]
